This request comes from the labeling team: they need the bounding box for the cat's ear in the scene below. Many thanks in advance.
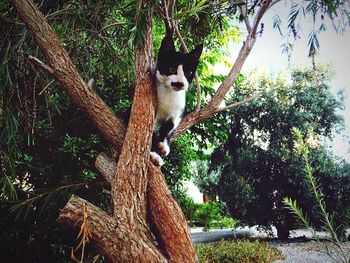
[160,34,175,53]
[188,44,203,61]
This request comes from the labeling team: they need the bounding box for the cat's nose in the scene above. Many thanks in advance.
[171,82,184,90]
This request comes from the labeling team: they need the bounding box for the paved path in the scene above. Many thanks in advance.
[191,228,252,243]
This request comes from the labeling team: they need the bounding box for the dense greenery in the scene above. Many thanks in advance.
[196,66,349,239]
[196,240,284,263]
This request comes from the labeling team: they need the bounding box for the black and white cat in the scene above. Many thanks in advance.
[150,34,203,166]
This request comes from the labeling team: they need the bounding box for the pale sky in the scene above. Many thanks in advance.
[229,1,350,161]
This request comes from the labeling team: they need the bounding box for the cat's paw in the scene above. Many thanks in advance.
[150,152,164,166]
[158,141,170,157]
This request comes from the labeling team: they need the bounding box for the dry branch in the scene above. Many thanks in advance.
[28,55,54,75]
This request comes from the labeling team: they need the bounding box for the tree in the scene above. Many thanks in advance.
[2,0,349,261]
[208,66,348,239]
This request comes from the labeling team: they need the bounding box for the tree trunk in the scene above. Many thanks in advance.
[12,0,197,262]
[276,223,290,240]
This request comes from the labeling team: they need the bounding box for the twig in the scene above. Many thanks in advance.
[45,4,73,20]
[39,79,54,95]
[99,22,126,32]
[27,55,54,75]
[214,92,261,113]
[267,0,282,11]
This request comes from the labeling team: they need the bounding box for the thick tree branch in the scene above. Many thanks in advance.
[95,153,198,263]
[58,195,167,263]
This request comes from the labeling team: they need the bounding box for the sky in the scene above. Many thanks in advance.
[229,1,350,161]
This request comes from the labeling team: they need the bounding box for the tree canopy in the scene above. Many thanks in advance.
[199,66,349,239]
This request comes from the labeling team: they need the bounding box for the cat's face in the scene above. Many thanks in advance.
[156,35,203,92]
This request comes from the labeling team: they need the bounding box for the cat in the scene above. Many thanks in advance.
[150,34,203,166]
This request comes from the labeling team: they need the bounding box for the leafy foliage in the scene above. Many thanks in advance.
[275,0,350,63]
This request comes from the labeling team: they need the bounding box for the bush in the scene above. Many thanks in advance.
[196,240,284,263]
[193,201,238,230]
[173,188,200,226]
[210,216,239,229]
[193,202,222,231]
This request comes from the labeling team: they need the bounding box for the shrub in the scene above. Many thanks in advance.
[196,240,284,263]
[173,188,200,225]
[209,216,239,229]
[193,202,222,231]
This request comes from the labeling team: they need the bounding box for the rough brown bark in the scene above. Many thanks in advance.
[96,153,197,262]
[57,195,167,263]
[11,0,197,262]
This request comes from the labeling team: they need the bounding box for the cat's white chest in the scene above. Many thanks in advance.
[156,83,185,122]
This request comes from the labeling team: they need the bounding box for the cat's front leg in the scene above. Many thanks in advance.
[150,131,164,166]
[157,118,175,157]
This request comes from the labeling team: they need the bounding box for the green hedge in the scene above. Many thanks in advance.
[196,240,284,263]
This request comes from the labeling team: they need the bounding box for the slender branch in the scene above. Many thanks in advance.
[239,5,252,33]
[168,0,175,19]
[171,0,272,140]
[214,92,261,113]
[39,79,54,95]
[162,0,173,34]
[267,0,282,11]
[28,55,54,75]
[99,22,126,32]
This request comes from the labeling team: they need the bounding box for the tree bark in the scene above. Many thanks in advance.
[11,0,197,262]
[57,195,167,262]
[96,153,197,262]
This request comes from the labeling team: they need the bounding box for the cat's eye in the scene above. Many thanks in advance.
[169,67,177,74]
[185,71,193,77]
